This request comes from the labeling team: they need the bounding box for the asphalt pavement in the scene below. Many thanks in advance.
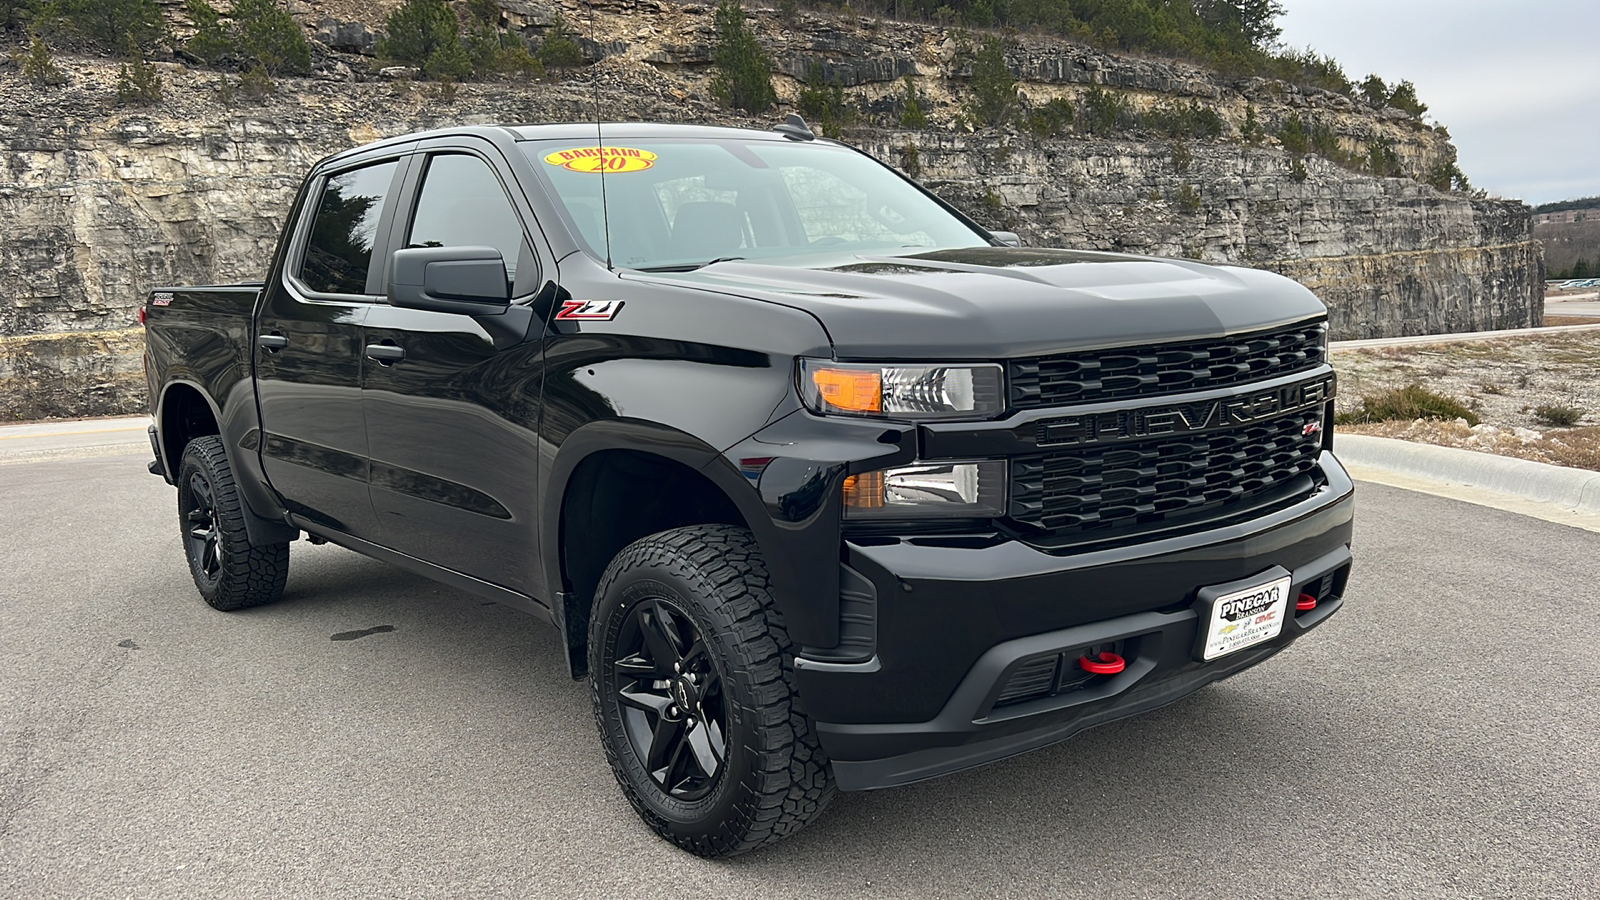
[1546,291,1600,318]
[1,444,1597,899]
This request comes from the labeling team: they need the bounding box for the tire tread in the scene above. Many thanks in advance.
[589,524,835,857]
[179,435,289,611]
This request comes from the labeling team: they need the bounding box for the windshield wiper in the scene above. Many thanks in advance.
[638,257,746,273]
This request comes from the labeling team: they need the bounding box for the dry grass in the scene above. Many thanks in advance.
[1335,384,1479,426]
[1333,330,1600,472]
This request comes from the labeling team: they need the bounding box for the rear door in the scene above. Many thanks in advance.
[255,150,411,540]
[360,141,553,595]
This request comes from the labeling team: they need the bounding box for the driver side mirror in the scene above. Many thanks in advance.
[990,231,1023,248]
[388,246,511,314]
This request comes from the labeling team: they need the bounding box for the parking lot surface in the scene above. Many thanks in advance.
[2,449,1597,898]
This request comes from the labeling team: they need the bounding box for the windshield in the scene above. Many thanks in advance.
[521,137,988,271]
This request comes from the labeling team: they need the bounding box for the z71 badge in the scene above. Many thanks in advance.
[556,299,624,321]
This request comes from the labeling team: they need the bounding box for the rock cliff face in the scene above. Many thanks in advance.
[0,0,1542,419]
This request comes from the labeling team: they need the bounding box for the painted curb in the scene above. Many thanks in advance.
[1335,434,1600,515]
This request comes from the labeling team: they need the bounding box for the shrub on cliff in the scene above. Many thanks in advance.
[1366,138,1402,178]
[536,14,583,69]
[1263,45,1351,96]
[116,35,163,104]
[184,0,310,75]
[20,34,66,84]
[1148,99,1224,140]
[1359,74,1428,118]
[1024,97,1074,137]
[900,75,927,128]
[1383,80,1427,118]
[232,0,310,75]
[2,0,34,32]
[1277,112,1309,155]
[467,23,541,75]
[38,0,163,51]
[1240,103,1264,144]
[1426,158,1471,193]
[1079,84,1136,135]
[185,0,231,63]
[799,63,853,138]
[381,0,471,79]
[710,0,776,113]
[965,37,1018,129]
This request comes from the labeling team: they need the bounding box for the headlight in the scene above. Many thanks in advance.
[843,461,1006,519]
[800,360,1004,421]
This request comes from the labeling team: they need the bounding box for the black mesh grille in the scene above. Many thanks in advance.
[993,656,1059,707]
[1009,409,1323,541]
[1009,321,1327,409]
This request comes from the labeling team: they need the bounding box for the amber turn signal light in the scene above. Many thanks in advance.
[842,471,885,508]
[810,367,882,414]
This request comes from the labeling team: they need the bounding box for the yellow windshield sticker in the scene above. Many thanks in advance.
[543,147,657,173]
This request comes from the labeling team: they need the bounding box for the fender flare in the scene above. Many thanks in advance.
[541,418,801,676]
[156,378,298,546]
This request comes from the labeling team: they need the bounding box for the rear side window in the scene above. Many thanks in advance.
[299,160,399,295]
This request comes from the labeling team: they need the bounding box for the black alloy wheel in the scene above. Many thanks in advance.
[176,435,290,610]
[184,470,224,587]
[612,598,728,801]
[590,524,835,857]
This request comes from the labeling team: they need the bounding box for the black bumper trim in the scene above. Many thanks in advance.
[819,543,1352,791]
[827,641,1287,791]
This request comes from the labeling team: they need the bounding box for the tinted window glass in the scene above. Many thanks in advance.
[407,154,526,282]
[300,160,398,295]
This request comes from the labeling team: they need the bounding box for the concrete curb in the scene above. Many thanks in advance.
[1335,434,1600,516]
[1330,322,1600,350]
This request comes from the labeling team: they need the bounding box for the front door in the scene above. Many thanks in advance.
[361,149,549,595]
[255,156,407,540]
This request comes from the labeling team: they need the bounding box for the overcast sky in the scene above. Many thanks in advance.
[1277,0,1599,206]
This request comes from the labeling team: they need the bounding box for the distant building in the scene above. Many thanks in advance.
[1533,206,1600,225]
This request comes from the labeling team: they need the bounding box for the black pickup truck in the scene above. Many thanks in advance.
[143,120,1353,856]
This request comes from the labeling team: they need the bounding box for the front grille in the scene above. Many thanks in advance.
[1009,321,1326,410]
[1009,408,1323,542]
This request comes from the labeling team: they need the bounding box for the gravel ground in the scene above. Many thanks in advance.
[1332,330,1600,471]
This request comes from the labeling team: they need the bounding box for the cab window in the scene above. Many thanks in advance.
[299,160,400,295]
[406,154,528,285]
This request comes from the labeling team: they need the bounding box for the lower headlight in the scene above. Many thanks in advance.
[843,461,1006,519]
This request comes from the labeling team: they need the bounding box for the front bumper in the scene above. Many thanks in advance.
[796,452,1355,791]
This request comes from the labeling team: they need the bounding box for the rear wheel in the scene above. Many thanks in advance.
[176,435,289,611]
[589,525,834,857]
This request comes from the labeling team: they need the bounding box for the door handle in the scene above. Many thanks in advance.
[365,343,406,363]
[257,332,288,351]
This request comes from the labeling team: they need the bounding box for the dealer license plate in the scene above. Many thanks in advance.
[1199,574,1291,661]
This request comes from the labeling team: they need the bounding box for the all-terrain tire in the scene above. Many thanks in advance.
[589,524,835,857]
[176,435,289,611]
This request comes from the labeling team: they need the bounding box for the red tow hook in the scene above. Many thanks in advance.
[1079,651,1126,675]
[1296,593,1319,612]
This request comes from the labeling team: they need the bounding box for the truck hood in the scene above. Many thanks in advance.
[627,247,1326,359]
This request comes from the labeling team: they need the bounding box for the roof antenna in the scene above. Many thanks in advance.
[774,113,815,141]
[586,0,613,269]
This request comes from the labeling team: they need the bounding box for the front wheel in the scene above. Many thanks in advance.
[589,525,834,857]
[176,435,289,611]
